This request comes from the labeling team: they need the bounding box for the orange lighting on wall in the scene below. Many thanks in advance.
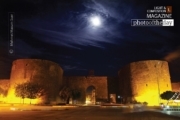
[6,89,42,104]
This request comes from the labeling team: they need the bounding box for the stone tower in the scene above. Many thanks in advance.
[118,60,172,106]
[7,59,63,104]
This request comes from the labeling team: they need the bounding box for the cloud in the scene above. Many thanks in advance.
[17,21,114,49]
[16,0,132,49]
[62,65,87,71]
[83,0,134,22]
[164,47,180,62]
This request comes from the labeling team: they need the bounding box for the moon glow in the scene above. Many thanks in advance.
[90,16,101,27]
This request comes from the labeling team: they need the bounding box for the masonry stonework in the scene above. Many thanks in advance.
[171,82,180,92]
[7,59,63,104]
[118,60,172,106]
[0,59,177,106]
[63,76,108,104]
[0,79,10,91]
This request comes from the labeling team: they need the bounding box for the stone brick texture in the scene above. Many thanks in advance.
[63,76,108,104]
[171,82,180,92]
[0,59,177,106]
[0,79,9,91]
[7,59,63,104]
[118,60,172,105]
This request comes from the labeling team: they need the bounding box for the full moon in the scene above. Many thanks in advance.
[90,16,101,27]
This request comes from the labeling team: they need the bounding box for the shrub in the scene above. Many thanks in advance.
[143,101,148,106]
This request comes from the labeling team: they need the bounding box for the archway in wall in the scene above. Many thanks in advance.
[86,85,96,104]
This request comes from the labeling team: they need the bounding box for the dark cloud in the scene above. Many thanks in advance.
[0,0,179,80]
[164,47,180,62]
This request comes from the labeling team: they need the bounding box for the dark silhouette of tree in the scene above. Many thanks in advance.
[160,91,176,100]
[15,83,28,104]
[15,81,46,104]
[25,82,45,104]
[59,86,71,104]
[59,86,81,104]
[72,89,81,104]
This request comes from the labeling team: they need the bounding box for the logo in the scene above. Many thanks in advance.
[9,49,14,54]
[146,6,172,19]
[131,6,174,27]
[166,6,172,13]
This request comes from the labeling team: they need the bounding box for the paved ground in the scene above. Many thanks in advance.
[0,106,180,120]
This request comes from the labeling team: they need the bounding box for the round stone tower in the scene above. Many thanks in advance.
[118,60,172,106]
[7,59,63,104]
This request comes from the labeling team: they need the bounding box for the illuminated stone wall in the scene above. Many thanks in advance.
[0,79,9,103]
[63,76,108,104]
[172,82,180,92]
[0,79,10,91]
[0,79,10,103]
[0,59,174,105]
[7,59,63,104]
[118,60,172,106]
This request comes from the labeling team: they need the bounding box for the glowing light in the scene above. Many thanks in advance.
[86,100,91,104]
[86,95,91,104]
[133,90,162,106]
[10,107,16,111]
[6,89,41,104]
[90,16,101,27]
[174,100,180,103]
[166,105,170,108]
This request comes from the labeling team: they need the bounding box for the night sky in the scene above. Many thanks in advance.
[0,0,179,81]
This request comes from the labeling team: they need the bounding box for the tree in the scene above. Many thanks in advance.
[15,83,28,104]
[71,89,81,104]
[15,81,45,104]
[59,86,71,104]
[25,82,45,104]
[59,87,81,104]
[160,91,176,100]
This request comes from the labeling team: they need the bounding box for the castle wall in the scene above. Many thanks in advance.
[118,60,172,106]
[0,79,10,103]
[7,59,63,104]
[64,76,108,104]
[0,79,10,90]
[0,59,175,106]
[172,82,180,92]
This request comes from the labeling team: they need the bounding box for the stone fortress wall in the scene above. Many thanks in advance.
[63,76,108,104]
[0,59,179,105]
[171,82,180,92]
[0,79,10,103]
[118,60,172,106]
[0,79,10,91]
[7,59,63,104]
